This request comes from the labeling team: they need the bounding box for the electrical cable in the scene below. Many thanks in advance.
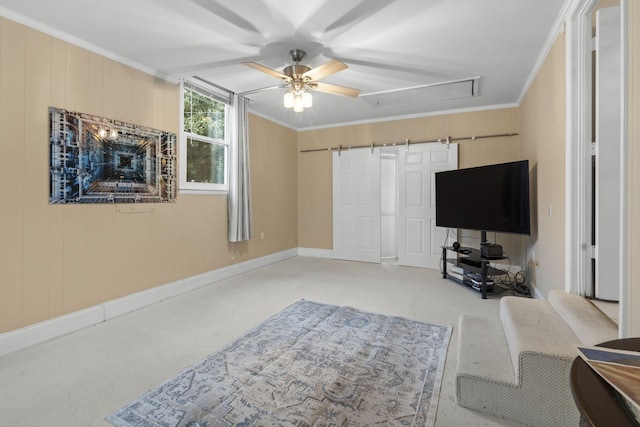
[489,249,531,297]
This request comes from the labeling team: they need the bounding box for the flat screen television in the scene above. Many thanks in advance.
[435,160,531,235]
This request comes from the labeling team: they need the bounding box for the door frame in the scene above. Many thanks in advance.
[565,0,628,336]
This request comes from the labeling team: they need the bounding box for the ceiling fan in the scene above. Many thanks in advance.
[244,49,360,112]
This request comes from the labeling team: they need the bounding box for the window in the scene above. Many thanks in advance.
[180,80,230,192]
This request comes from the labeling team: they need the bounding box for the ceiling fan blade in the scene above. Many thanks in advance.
[243,62,288,80]
[302,59,348,81]
[239,83,288,96]
[310,82,360,98]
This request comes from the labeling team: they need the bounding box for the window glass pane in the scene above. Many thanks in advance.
[184,88,225,140]
[186,138,226,184]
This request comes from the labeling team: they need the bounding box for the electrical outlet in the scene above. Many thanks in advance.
[260,232,264,240]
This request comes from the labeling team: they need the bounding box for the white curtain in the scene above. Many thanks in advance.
[227,94,252,242]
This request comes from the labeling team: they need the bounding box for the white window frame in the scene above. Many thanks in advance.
[179,80,230,194]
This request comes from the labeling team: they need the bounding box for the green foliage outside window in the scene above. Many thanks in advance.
[183,88,225,139]
[183,87,227,185]
[186,138,226,184]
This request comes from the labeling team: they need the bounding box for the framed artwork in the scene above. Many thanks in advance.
[49,107,176,204]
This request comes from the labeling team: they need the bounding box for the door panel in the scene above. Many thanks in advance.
[380,156,398,258]
[398,143,458,268]
[333,149,381,263]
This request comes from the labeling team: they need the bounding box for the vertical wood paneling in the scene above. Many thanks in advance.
[519,33,566,296]
[50,38,66,107]
[99,206,115,302]
[61,44,91,315]
[179,195,221,274]
[22,28,53,326]
[62,205,87,314]
[250,116,298,256]
[112,212,154,297]
[404,117,430,142]
[65,44,89,113]
[132,72,152,126]
[48,206,65,318]
[151,74,183,279]
[87,52,104,116]
[48,37,66,318]
[84,205,104,307]
[160,81,180,132]
[102,58,116,120]
[458,138,487,168]
[150,205,179,287]
[112,63,134,122]
[0,19,26,331]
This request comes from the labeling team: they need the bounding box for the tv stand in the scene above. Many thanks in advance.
[441,236,507,299]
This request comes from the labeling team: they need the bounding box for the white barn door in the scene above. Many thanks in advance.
[398,143,458,268]
[332,148,381,263]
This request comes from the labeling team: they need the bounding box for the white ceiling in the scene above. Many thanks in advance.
[0,0,566,130]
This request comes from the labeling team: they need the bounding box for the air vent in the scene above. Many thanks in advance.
[362,77,480,109]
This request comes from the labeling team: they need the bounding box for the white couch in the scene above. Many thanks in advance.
[455,290,618,426]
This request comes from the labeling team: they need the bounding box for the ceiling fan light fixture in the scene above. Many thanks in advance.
[284,91,294,108]
[284,87,312,113]
[302,91,312,108]
[245,48,359,114]
[293,93,305,112]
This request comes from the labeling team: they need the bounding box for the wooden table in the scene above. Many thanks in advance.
[570,337,640,426]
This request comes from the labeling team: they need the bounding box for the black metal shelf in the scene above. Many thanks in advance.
[442,246,508,299]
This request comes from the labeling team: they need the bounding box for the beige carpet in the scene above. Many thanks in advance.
[0,256,525,426]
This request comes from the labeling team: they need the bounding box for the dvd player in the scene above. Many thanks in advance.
[459,257,482,268]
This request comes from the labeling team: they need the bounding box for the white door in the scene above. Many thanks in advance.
[594,6,621,301]
[398,143,458,268]
[380,153,398,259]
[333,148,381,263]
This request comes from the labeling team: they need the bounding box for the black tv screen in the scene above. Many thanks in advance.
[435,160,531,235]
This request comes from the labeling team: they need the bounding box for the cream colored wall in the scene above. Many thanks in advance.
[3,7,633,336]
[627,0,639,336]
[518,33,566,298]
[0,18,297,334]
[297,108,523,261]
[249,114,298,253]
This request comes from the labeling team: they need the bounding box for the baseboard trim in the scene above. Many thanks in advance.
[103,248,298,320]
[0,306,105,358]
[298,247,334,258]
[0,248,298,358]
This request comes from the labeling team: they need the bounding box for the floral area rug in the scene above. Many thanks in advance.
[107,300,452,426]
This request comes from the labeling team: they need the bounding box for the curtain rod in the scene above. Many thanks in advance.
[193,76,235,96]
[299,132,518,153]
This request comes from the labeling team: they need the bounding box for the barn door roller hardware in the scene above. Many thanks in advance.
[299,132,518,153]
